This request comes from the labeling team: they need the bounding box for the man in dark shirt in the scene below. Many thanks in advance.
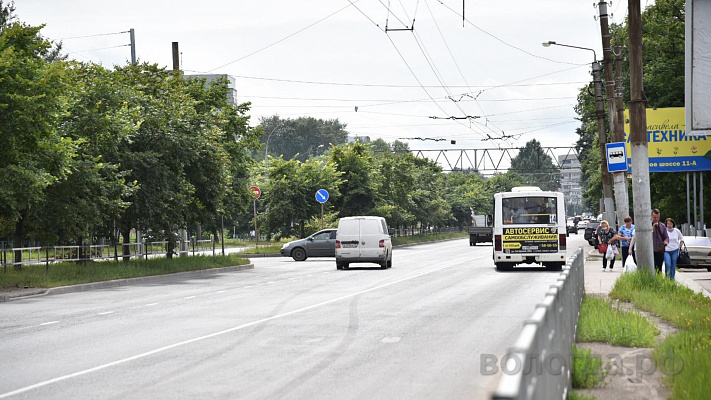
[652,208,669,273]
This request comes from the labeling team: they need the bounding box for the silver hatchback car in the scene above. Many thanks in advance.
[280,229,337,261]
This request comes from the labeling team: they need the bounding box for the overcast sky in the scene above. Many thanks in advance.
[16,1,637,160]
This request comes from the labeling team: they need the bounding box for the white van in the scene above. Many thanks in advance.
[492,187,567,271]
[335,216,393,270]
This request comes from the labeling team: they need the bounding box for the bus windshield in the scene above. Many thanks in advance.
[502,196,558,225]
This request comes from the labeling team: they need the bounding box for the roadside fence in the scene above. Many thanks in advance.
[492,246,585,400]
[1,239,219,272]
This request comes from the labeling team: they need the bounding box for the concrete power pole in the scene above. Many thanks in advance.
[614,45,630,220]
[130,28,136,64]
[593,61,616,224]
[628,0,653,272]
[599,1,629,226]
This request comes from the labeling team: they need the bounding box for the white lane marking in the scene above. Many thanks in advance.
[244,285,253,288]
[381,336,401,343]
[97,312,114,316]
[145,303,159,307]
[0,261,458,399]
[216,290,226,294]
[184,296,196,300]
[39,321,59,326]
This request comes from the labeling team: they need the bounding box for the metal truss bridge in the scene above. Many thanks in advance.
[409,147,581,174]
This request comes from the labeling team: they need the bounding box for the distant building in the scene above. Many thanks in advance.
[558,154,583,214]
[348,135,371,143]
[184,74,238,105]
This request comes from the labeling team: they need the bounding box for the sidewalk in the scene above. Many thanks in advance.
[582,243,711,298]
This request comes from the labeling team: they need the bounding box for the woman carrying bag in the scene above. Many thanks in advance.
[664,218,684,280]
[598,220,618,271]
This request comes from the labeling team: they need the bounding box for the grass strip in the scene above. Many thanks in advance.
[609,270,711,399]
[577,295,659,347]
[0,255,249,289]
[239,245,282,255]
[391,231,468,246]
[572,346,607,389]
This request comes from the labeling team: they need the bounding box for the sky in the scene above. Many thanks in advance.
[15,0,636,167]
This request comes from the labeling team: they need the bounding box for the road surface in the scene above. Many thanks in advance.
[0,236,586,399]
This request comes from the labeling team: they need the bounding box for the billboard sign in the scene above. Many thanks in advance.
[624,107,711,172]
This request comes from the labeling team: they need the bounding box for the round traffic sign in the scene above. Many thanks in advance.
[315,189,329,203]
[249,186,261,199]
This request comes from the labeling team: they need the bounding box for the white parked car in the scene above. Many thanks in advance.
[577,220,589,230]
[335,216,393,270]
[678,236,711,272]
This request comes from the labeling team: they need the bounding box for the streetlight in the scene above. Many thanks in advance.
[541,41,596,62]
[265,123,284,169]
[542,40,615,226]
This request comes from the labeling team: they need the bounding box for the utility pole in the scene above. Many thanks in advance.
[614,45,630,220]
[599,1,629,226]
[593,61,616,225]
[130,28,136,64]
[628,0,653,272]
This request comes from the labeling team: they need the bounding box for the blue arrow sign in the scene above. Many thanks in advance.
[606,142,628,172]
[315,189,329,203]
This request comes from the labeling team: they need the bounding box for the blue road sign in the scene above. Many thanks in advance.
[606,142,628,172]
[315,189,329,203]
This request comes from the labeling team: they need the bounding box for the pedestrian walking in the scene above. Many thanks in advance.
[652,209,669,273]
[616,216,635,267]
[664,218,684,280]
[597,220,618,271]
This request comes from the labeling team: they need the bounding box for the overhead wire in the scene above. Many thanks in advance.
[434,0,588,66]
[57,30,129,40]
[206,2,359,72]
[422,0,508,143]
[214,73,589,89]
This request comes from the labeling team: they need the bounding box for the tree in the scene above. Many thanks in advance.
[510,139,561,191]
[260,116,348,162]
[575,0,689,219]
[330,143,379,217]
[0,15,73,266]
[262,157,342,238]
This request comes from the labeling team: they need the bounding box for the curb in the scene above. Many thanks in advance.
[0,264,254,302]
[676,271,711,299]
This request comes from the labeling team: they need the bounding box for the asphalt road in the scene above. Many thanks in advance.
[0,237,585,400]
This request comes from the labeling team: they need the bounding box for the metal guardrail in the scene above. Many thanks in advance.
[1,239,219,271]
[492,246,585,400]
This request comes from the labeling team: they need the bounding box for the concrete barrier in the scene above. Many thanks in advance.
[492,246,585,400]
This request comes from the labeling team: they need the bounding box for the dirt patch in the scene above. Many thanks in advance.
[572,300,677,400]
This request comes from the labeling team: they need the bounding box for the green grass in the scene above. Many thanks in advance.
[567,393,596,400]
[239,245,282,254]
[232,231,468,255]
[609,270,711,399]
[572,346,607,389]
[0,255,249,289]
[391,231,468,246]
[577,296,660,347]
[568,392,595,400]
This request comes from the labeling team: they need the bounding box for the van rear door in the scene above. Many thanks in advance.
[359,218,384,258]
[337,218,361,257]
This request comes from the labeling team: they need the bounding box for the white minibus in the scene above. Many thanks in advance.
[492,186,567,271]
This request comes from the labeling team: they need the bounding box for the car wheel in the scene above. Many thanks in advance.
[387,256,392,268]
[291,247,307,261]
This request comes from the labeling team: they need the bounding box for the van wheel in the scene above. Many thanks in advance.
[291,248,307,261]
[337,262,348,270]
[387,257,392,268]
